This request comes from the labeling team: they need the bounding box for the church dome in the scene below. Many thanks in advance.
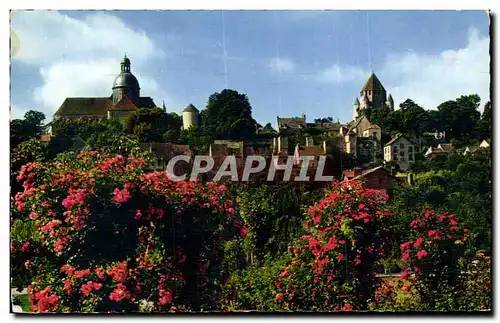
[113,72,140,89]
[112,54,140,90]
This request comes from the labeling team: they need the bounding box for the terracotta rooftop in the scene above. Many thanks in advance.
[108,96,137,111]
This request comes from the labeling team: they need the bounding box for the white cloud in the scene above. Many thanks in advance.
[382,27,490,110]
[268,57,295,73]
[316,64,367,84]
[316,27,490,110]
[11,11,170,117]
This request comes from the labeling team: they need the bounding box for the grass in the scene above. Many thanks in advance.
[12,294,30,312]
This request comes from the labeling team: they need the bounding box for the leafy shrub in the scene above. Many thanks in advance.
[268,181,392,311]
[398,209,468,310]
[11,150,244,312]
[222,253,293,311]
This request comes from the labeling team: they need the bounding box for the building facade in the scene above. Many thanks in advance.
[384,135,415,171]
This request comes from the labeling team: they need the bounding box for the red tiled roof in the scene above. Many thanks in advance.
[297,146,325,156]
[109,96,138,111]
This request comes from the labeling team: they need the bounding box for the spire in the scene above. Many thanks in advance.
[361,72,386,92]
[162,100,166,112]
[353,97,360,105]
[121,54,131,73]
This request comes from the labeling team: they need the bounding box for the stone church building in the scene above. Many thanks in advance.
[53,55,159,123]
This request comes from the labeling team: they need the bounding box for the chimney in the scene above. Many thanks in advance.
[323,141,327,154]
[407,173,414,186]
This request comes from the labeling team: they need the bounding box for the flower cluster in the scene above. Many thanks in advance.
[399,210,468,282]
[271,181,391,311]
[11,150,242,312]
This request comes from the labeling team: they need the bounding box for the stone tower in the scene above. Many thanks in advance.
[359,72,387,111]
[353,97,360,120]
[182,104,199,130]
[112,54,140,105]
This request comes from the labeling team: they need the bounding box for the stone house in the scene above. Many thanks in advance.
[383,135,415,171]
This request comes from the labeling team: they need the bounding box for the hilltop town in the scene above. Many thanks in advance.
[29,55,491,191]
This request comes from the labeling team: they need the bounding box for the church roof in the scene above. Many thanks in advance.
[53,96,157,117]
[54,97,113,117]
[361,73,386,92]
[136,97,156,109]
[108,96,137,111]
[183,104,199,113]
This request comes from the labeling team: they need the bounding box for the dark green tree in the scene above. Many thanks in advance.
[478,101,492,140]
[436,95,481,140]
[10,110,46,148]
[202,89,257,140]
[165,112,183,142]
[124,107,168,142]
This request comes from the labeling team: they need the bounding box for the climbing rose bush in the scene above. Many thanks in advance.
[11,150,244,313]
[270,181,391,311]
[398,209,469,309]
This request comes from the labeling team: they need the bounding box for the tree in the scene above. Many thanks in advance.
[394,99,430,137]
[202,89,257,141]
[313,117,333,123]
[124,108,168,142]
[478,101,492,140]
[436,95,481,140]
[10,110,46,148]
[165,112,183,142]
[179,125,212,154]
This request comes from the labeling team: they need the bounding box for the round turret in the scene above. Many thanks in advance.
[182,104,199,130]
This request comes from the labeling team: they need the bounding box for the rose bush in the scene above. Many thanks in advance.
[11,150,245,313]
[397,209,469,310]
[268,181,391,311]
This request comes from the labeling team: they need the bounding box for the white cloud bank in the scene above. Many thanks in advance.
[11,11,171,117]
[317,27,490,110]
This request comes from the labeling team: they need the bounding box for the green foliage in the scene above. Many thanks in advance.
[223,253,293,311]
[11,138,46,196]
[202,89,257,141]
[11,110,46,148]
[124,108,169,142]
[235,184,315,265]
[436,95,481,139]
[13,294,31,312]
[478,101,492,140]
[178,125,212,154]
[164,112,183,142]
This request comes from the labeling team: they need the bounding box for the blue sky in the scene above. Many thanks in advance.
[10,10,490,126]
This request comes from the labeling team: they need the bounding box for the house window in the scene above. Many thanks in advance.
[373,132,377,138]
[393,146,398,153]
[392,154,398,161]
[400,151,405,157]
[400,143,405,149]
[408,146,413,153]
